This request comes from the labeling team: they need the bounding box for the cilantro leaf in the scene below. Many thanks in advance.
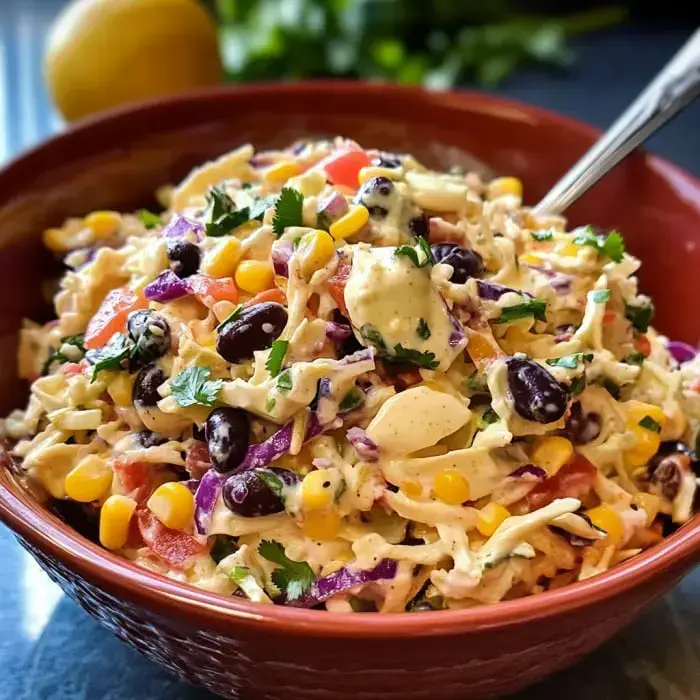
[494,299,547,323]
[170,366,223,407]
[394,236,434,268]
[530,230,553,242]
[266,340,289,377]
[570,375,586,395]
[624,352,645,366]
[392,344,439,369]
[265,396,276,413]
[602,378,620,399]
[256,470,285,498]
[210,535,237,564]
[258,540,315,601]
[216,305,243,332]
[276,369,293,393]
[228,566,251,585]
[639,415,662,433]
[43,334,86,375]
[481,407,499,425]
[572,228,625,263]
[625,301,654,333]
[339,387,364,412]
[359,324,388,353]
[417,318,431,340]
[591,289,611,303]
[546,353,593,369]
[86,333,134,382]
[316,211,332,232]
[272,188,304,237]
[136,209,162,229]
[204,186,247,237]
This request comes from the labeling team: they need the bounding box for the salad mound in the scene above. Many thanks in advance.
[3,137,699,612]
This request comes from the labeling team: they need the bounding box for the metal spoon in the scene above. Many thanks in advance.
[533,28,700,216]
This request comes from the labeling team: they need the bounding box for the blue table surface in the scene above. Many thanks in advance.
[1,3,700,698]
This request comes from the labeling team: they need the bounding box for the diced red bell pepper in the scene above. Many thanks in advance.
[327,263,351,317]
[320,149,371,190]
[113,459,151,502]
[244,288,286,307]
[634,334,651,358]
[84,288,147,349]
[136,508,205,569]
[185,441,212,480]
[524,454,597,511]
[188,274,239,307]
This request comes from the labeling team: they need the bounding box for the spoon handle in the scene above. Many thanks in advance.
[533,28,700,216]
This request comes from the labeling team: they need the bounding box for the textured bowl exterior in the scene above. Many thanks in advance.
[0,83,699,699]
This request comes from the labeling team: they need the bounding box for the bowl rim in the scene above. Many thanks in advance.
[1,80,699,639]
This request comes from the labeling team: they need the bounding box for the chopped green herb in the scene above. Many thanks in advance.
[87,333,134,382]
[43,333,86,375]
[136,209,162,229]
[256,470,285,498]
[210,535,237,564]
[258,540,315,601]
[240,183,253,190]
[392,344,439,369]
[215,305,243,332]
[339,387,364,412]
[639,415,662,433]
[266,340,289,377]
[591,289,611,303]
[276,369,293,393]
[334,478,347,503]
[416,318,431,340]
[625,301,654,333]
[572,228,625,263]
[602,378,620,399]
[545,353,593,369]
[228,566,251,585]
[530,230,553,242]
[494,299,547,323]
[623,352,645,366]
[482,407,499,425]
[292,237,301,249]
[170,366,223,407]
[570,375,586,395]
[465,374,490,395]
[394,236,434,268]
[316,211,332,232]
[359,324,388,352]
[265,396,276,413]
[272,187,304,237]
[204,187,274,237]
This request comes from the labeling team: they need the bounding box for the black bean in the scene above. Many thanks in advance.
[649,456,683,500]
[360,176,394,197]
[372,153,402,169]
[133,430,168,448]
[408,213,429,238]
[132,364,166,407]
[564,402,601,445]
[127,310,171,364]
[166,239,201,278]
[216,302,287,363]
[366,205,389,219]
[205,407,250,473]
[431,243,484,283]
[506,358,568,424]
[222,467,298,517]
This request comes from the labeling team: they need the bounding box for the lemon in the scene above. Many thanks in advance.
[45,0,222,122]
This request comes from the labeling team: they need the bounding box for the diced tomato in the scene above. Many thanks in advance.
[113,459,151,502]
[319,149,372,190]
[186,441,212,480]
[244,288,286,307]
[188,274,239,307]
[84,288,147,349]
[327,263,351,317]
[60,359,88,377]
[136,508,205,569]
[603,310,616,325]
[524,454,597,511]
[634,334,651,358]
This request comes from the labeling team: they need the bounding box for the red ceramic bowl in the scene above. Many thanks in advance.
[1,82,699,700]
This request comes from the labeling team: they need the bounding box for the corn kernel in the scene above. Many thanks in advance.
[466,332,503,372]
[43,227,71,253]
[625,401,666,429]
[632,492,660,527]
[624,426,661,469]
[556,241,580,257]
[265,162,301,184]
[234,260,275,295]
[301,469,336,510]
[487,177,522,200]
[84,211,121,240]
[65,455,113,503]
[329,205,370,241]
[520,253,542,266]
[147,481,196,530]
[107,373,136,407]
[433,469,471,505]
[297,230,336,278]
[302,509,342,540]
[99,494,137,550]
[530,436,574,475]
[476,503,510,537]
[586,504,624,546]
[201,237,242,278]
[401,479,423,499]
